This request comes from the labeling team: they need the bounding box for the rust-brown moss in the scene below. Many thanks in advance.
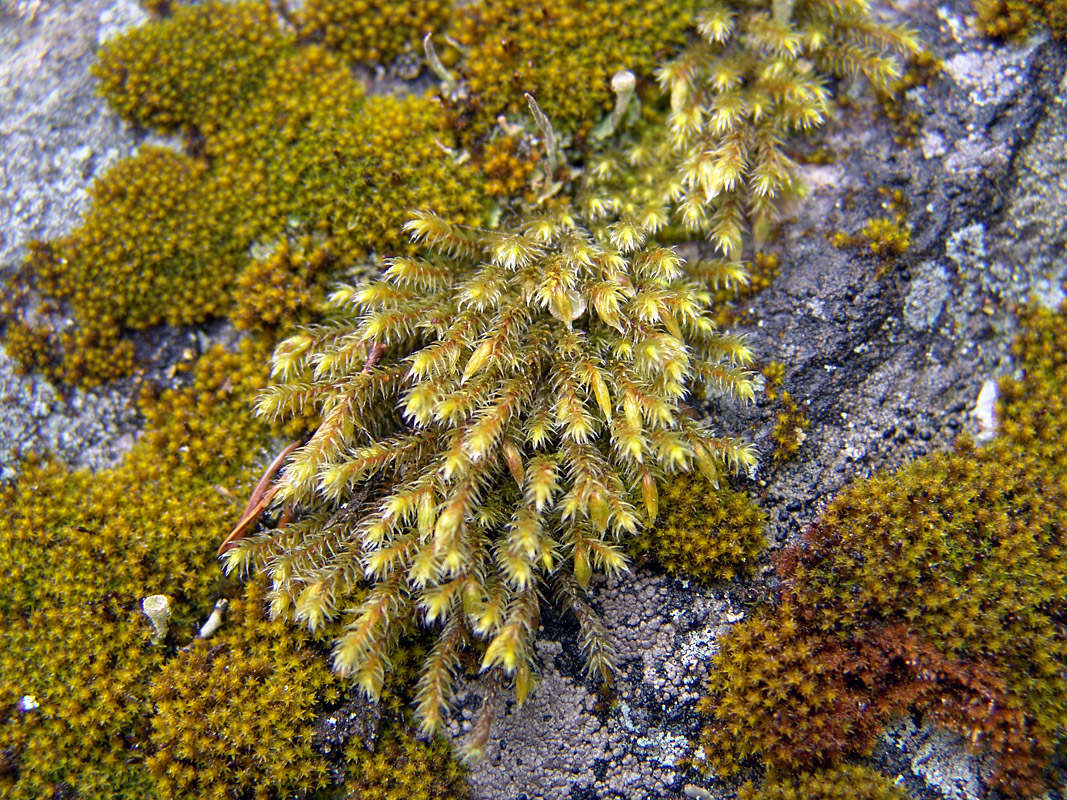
[697,302,1067,796]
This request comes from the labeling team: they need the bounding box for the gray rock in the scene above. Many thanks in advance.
[0,0,147,473]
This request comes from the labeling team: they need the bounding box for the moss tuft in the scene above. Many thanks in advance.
[634,475,766,583]
[697,302,1067,797]
[147,581,339,800]
[448,0,698,141]
[294,0,452,68]
[94,1,289,134]
[739,765,910,800]
[975,0,1067,39]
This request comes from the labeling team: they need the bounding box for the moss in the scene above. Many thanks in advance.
[831,189,911,272]
[697,303,1067,796]
[876,51,943,147]
[94,1,290,135]
[147,581,339,800]
[0,334,469,797]
[342,711,469,800]
[739,765,910,800]
[229,206,760,731]
[0,342,279,798]
[6,33,485,387]
[448,0,699,142]
[975,0,1067,39]
[769,391,810,464]
[634,475,766,583]
[231,238,334,335]
[206,47,486,262]
[294,0,451,68]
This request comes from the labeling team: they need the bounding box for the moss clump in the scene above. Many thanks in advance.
[231,238,334,335]
[634,476,766,582]
[448,0,698,141]
[342,713,469,800]
[975,0,1067,39]
[6,25,485,386]
[148,581,339,800]
[294,0,451,67]
[228,205,759,733]
[206,47,485,261]
[5,146,244,384]
[697,303,1067,796]
[739,765,910,800]
[93,1,289,134]
[0,335,469,797]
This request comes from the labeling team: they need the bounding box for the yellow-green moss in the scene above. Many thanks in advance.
[697,302,1067,797]
[294,0,451,67]
[975,0,1067,39]
[634,476,766,583]
[94,1,290,134]
[205,47,486,261]
[448,0,698,142]
[231,238,334,334]
[739,765,910,800]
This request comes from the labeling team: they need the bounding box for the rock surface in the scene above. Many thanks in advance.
[0,0,147,472]
[1,1,1065,799]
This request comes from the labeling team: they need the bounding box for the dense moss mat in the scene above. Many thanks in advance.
[698,303,1067,797]
[738,764,911,800]
[448,0,699,142]
[294,0,451,67]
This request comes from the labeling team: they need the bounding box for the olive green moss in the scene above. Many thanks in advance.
[93,1,289,135]
[739,765,910,800]
[0,338,470,798]
[0,343,279,798]
[697,302,1067,797]
[342,710,469,800]
[634,475,766,583]
[148,581,339,800]
[975,0,1067,39]
[4,7,485,387]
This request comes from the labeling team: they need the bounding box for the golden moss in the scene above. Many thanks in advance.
[343,713,468,800]
[975,0,1067,39]
[770,391,810,464]
[206,47,486,262]
[231,238,334,335]
[147,581,339,800]
[739,765,910,800]
[448,0,698,141]
[294,0,451,67]
[94,1,289,134]
[634,475,766,583]
[7,39,485,387]
[697,302,1067,796]
[479,136,540,201]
